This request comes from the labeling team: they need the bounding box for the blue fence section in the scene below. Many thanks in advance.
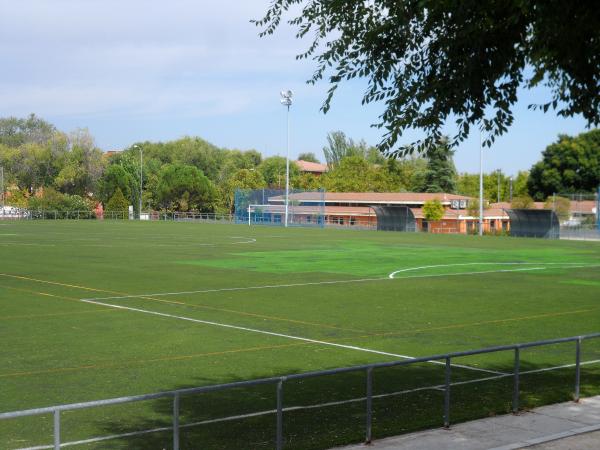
[234,189,326,227]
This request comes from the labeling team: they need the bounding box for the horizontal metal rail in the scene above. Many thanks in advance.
[2,332,599,450]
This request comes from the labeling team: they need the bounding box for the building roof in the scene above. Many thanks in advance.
[295,160,328,173]
[252,204,377,217]
[270,191,473,205]
[489,200,597,215]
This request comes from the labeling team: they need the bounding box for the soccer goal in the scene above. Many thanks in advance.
[234,188,325,228]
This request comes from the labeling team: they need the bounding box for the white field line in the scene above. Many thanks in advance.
[81,277,387,301]
[229,236,257,244]
[388,262,598,279]
[16,359,600,450]
[81,262,600,302]
[80,298,505,376]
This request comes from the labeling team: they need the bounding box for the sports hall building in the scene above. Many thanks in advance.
[264,192,510,233]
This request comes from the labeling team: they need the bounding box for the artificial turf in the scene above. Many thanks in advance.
[0,220,599,449]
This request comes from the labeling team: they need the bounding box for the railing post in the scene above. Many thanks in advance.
[276,379,284,450]
[53,409,60,450]
[444,357,451,428]
[366,367,373,443]
[173,393,180,450]
[513,347,520,414]
[575,337,582,402]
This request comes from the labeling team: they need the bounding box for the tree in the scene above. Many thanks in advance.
[155,163,216,212]
[98,164,135,204]
[105,188,130,214]
[322,156,392,192]
[297,152,319,163]
[295,173,321,191]
[54,129,104,196]
[0,114,56,148]
[527,129,600,200]
[258,156,300,188]
[366,147,386,165]
[222,169,267,213]
[511,195,534,209]
[423,199,444,221]
[255,2,600,155]
[322,131,367,168]
[391,157,427,192]
[28,187,92,212]
[422,140,457,193]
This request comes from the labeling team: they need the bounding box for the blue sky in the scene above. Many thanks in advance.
[0,0,591,175]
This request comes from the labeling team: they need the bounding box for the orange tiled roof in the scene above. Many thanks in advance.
[271,191,473,205]
[295,160,328,173]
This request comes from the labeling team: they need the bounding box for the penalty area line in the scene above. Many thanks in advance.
[81,262,600,302]
[80,298,505,376]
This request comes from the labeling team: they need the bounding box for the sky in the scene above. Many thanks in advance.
[0,0,592,175]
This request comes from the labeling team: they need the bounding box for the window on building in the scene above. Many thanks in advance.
[349,216,356,226]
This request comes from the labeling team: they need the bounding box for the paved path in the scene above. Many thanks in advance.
[336,396,600,450]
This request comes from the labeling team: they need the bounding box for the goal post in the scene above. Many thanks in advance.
[235,188,325,228]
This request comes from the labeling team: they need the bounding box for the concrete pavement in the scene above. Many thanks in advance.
[336,396,600,450]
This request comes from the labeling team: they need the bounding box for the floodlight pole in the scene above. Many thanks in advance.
[280,90,293,228]
[479,129,484,236]
[285,104,290,227]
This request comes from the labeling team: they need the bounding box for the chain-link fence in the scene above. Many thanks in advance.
[234,189,326,227]
[552,191,600,241]
[0,209,233,222]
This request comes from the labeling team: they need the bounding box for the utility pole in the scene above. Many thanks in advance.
[479,129,484,236]
[509,176,513,202]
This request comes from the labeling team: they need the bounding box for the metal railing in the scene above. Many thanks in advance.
[2,332,599,450]
[0,210,234,222]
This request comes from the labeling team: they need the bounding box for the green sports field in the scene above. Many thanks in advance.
[1,220,600,449]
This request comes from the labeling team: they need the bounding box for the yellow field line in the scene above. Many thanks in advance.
[2,273,598,347]
[337,307,599,343]
[0,273,368,334]
[0,309,118,321]
[0,342,309,379]
[0,273,122,294]
[0,284,90,303]
[127,295,369,334]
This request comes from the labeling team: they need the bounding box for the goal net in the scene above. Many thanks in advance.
[234,189,326,228]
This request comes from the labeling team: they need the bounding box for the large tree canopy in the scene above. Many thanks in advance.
[255,1,600,155]
[422,140,457,193]
[527,129,600,199]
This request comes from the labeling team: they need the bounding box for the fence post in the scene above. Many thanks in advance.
[276,379,284,450]
[575,337,582,402]
[444,357,451,428]
[513,347,520,414]
[173,392,180,450]
[53,409,60,450]
[366,367,373,443]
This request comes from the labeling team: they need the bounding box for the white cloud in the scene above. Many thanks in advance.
[0,0,310,118]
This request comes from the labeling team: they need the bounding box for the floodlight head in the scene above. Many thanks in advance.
[280,89,293,106]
